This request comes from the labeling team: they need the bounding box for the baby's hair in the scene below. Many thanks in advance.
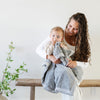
[50,26,64,36]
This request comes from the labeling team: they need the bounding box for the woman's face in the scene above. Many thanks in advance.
[65,19,79,36]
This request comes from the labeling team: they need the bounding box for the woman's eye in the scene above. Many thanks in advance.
[74,28,78,31]
[69,25,72,27]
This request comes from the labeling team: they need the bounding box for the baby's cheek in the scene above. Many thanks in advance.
[50,38,54,41]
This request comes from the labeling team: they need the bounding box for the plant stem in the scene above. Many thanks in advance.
[2,63,8,81]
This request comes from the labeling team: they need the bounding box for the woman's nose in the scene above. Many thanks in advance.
[70,28,73,33]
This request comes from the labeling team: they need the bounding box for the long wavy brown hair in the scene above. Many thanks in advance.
[66,13,91,62]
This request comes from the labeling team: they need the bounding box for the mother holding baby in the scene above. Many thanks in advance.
[36,12,91,100]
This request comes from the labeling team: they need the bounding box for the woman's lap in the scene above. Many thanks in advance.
[54,64,78,96]
[61,86,82,100]
[54,64,82,100]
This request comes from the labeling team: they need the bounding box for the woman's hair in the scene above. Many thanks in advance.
[66,12,91,62]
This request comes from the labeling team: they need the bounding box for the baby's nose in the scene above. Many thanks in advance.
[54,38,57,41]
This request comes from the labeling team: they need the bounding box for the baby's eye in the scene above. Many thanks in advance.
[52,35,55,37]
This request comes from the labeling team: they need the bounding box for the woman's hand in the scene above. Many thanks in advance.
[48,55,61,64]
[67,59,77,68]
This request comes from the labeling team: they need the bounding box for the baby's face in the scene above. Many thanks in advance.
[50,31,63,43]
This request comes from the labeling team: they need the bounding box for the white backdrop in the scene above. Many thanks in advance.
[0,0,100,100]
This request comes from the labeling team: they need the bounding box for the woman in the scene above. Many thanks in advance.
[36,12,91,100]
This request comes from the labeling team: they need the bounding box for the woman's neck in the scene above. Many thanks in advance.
[65,33,76,46]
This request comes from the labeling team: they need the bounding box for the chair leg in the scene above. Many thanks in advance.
[30,86,35,100]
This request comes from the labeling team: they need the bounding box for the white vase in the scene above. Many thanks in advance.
[0,94,7,100]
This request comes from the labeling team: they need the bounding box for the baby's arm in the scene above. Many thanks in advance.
[45,41,54,55]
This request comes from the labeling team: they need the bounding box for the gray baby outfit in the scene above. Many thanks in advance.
[42,42,83,96]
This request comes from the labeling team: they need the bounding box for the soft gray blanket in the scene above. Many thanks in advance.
[42,42,83,96]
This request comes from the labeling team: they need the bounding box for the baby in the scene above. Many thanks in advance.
[41,26,77,96]
[44,26,71,64]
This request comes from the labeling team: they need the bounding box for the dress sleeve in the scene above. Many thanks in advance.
[36,37,50,59]
[76,61,89,68]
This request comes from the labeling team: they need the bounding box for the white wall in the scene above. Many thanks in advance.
[0,0,100,100]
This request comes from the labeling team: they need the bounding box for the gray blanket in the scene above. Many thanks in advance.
[42,42,83,96]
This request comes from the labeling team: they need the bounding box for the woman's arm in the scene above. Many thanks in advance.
[76,61,89,68]
[36,37,61,64]
[67,60,89,68]
[36,37,50,58]
[47,55,61,64]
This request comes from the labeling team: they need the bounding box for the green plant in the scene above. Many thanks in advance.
[0,42,28,96]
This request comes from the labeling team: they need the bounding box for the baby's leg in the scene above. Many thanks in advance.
[42,63,56,93]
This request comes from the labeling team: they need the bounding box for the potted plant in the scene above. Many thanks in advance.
[0,42,28,100]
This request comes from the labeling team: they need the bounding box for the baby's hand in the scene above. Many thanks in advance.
[60,42,63,47]
[60,42,68,49]
[51,40,56,45]
[60,42,64,48]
